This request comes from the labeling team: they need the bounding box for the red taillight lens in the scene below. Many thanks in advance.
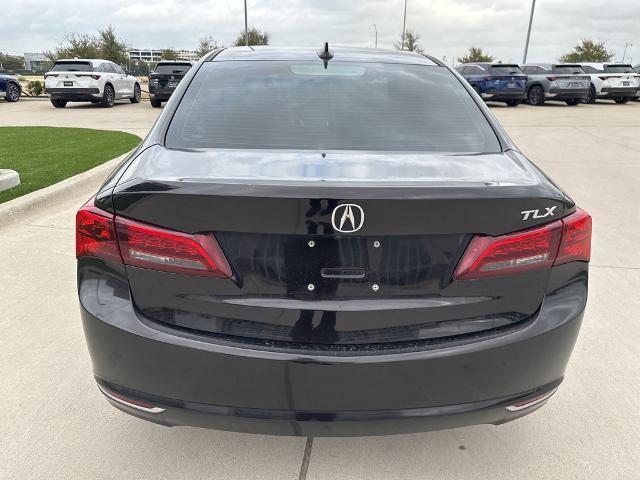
[115,217,232,278]
[454,207,591,280]
[555,208,592,265]
[44,73,58,78]
[76,205,121,262]
[454,222,562,280]
[76,202,232,278]
[546,76,558,81]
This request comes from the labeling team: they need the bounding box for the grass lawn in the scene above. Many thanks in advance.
[0,126,140,204]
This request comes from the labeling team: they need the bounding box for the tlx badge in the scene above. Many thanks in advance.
[521,206,557,221]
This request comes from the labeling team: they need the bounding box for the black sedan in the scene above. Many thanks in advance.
[148,60,193,108]
[77,46,591,436]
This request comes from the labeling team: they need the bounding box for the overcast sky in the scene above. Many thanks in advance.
[3,0,639,64]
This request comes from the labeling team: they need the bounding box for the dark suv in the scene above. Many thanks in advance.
[78,46,590,437]
[148,61,193,107]
[457,63,528,106]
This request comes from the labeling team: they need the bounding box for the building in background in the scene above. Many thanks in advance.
[24,53,48,72]
[128,48,199,63]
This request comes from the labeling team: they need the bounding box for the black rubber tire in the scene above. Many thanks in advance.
[5,82,20,102]
[505,99,521,107]
[527,85,545,106]
[101,84,115,108]
[50,98,67,108]
[130,83,141,103]
[565,99,581,106]
[614,97,630,104]
[583,84,596,104]
[150,99,162,108]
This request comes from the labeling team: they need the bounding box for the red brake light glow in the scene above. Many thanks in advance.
[76,202,232,279]
[455,208,591,280]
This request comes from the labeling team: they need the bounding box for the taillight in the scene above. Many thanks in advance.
[555,208,592,265]
[599,75,620,80]
[76,202,232,278]
[77,74,101,80]
[44,73,58,79]
[454,208,591,280]
[115,216,232,278]
[76,205,121,262]
[483,76,495,81]
[546,76,558,81]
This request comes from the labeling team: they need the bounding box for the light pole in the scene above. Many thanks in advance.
[373,24,378,48]
[244,0,249,46]
[522,0,536,64]
[401,0,408,50]
[622,43,633,62]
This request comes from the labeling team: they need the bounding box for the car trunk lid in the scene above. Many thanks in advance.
[109,147,568,347]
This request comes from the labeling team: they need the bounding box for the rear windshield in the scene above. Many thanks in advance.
[604,65,635,73]
[490,65,523,75]
[154,63,192,74]
[51,61,93,72]
[553,65,585,74]
[166,61,500,153]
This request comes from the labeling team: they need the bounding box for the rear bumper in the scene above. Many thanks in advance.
[599,87,638,98]
[47,87,100,100]
[79,264,587,436]
[481,91,526,101]
[148,87,176,101]
[547,88,589,99]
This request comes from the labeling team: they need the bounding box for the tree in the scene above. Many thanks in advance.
[46,33,101,61]
[98,25,129,65]
[394,30,423,54]
[559,39,614,63]
[0,53,24,71]
[196,35,219,58]
[162,49,178,60]
[457,47,495,63]
[233,28,269,47]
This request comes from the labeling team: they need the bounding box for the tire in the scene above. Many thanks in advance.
[527,85,545,106]
[101,84,115,108]
[614,97,630,104]
[5,82,20,102]
[583,84,596,104]
[130,83,141,103]
[505,99,520,107]
[565,99,581,106]
[150,99,162,108]
[50,98,67,108]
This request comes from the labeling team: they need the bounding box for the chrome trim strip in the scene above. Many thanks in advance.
[98,384,165,414]
[506,387,557,412]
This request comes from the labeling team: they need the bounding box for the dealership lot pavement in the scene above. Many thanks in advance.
[1,99,639,479]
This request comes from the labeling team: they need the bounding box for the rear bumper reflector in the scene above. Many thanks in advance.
[97,384,165,414]
[506,387,558,411]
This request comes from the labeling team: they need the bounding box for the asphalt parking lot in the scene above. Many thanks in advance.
[1,98,639,479]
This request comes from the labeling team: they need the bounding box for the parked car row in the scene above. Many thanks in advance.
[36,58,193,108]
[457,62,640,106]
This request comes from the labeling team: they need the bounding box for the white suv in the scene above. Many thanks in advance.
[578,63,639,103]
[44,59,141,108]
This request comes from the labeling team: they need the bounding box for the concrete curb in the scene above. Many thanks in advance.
[0,152,129,230]
[0,169,20,192]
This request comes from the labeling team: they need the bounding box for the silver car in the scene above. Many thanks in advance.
[521,64,591,106]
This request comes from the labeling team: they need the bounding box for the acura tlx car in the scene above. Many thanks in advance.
[77,46,591,437]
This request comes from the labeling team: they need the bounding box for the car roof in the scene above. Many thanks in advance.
[210,46,439,66]
[460,63,519,68]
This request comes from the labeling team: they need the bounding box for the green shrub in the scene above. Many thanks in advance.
[26,80,44,96]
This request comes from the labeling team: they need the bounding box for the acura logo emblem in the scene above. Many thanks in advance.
[332,204,364,233]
